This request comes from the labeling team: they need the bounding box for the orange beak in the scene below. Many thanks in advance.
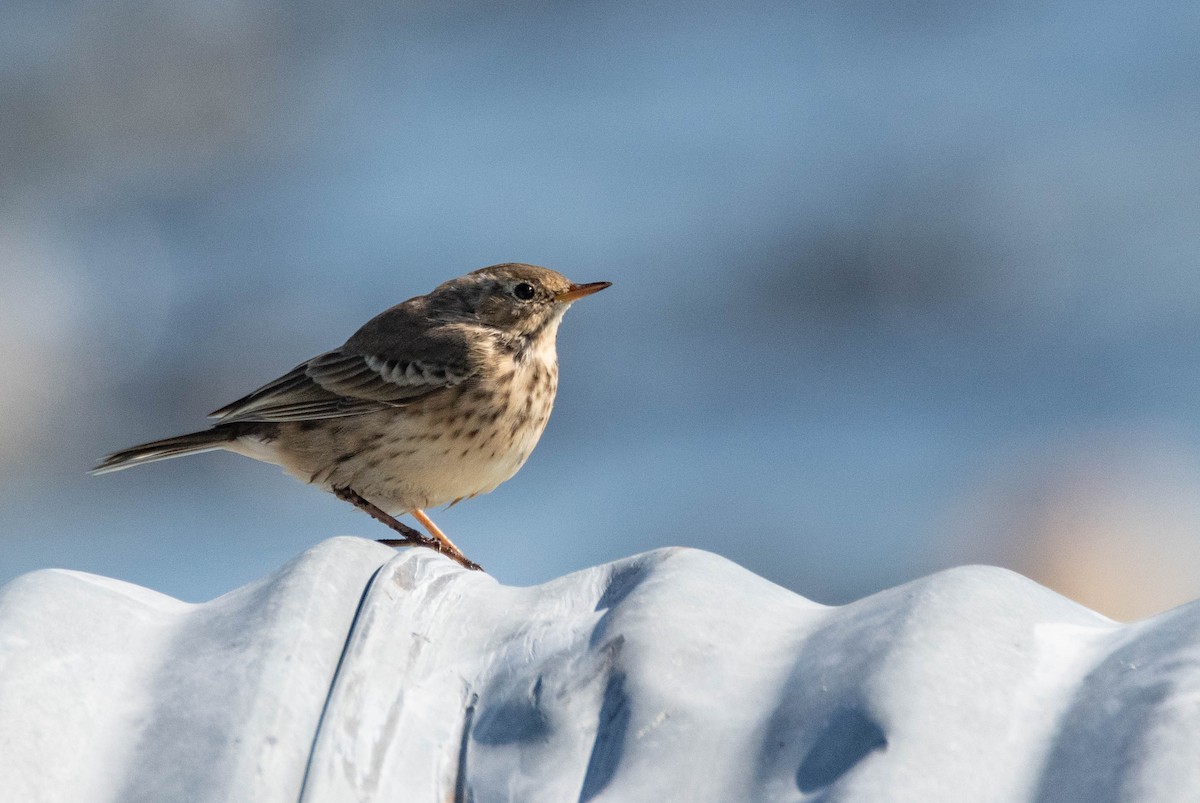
[555,281,612,303]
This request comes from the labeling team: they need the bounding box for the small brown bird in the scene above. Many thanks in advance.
[93,264,611,570]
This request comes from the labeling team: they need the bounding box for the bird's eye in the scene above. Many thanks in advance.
[512,282,536,301]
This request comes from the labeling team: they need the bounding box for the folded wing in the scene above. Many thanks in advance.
[210,311,478,424]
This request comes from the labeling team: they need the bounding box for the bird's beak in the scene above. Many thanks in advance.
[555,281,612,303]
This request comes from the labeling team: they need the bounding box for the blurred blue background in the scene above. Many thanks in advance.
[3,0,1200,619]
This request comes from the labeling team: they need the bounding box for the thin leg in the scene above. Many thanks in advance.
[412,509,466,555]
[332,487,483,571]
[412,508,483,572]
[333,486,435,547]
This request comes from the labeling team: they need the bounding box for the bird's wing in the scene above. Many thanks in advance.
[209,309,480,424]
[206,360,388,423]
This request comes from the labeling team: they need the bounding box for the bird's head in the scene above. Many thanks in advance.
[429,263,611,340]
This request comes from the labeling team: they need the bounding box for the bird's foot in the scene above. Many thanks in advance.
[375,538,484,571]
[333,487,484,571]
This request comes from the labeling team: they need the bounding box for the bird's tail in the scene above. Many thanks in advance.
[90,428,238,475]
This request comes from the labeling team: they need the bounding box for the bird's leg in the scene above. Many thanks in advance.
[332,487,483,572]
[411,508,481,570]
[333,486,435,547]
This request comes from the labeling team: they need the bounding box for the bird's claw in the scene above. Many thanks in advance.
[376,537,485,572]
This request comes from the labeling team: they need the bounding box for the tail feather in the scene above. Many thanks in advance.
[91,429,237,475]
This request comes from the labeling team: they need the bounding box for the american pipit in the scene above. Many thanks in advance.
[93,264,611,571]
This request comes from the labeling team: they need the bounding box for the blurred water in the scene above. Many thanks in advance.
[2,0,1199,617]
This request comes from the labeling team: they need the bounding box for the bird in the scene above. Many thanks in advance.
[92,264,611,571]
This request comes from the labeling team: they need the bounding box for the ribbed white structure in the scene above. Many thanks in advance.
[1,537,1197,802]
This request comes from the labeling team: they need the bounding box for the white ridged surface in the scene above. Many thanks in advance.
[1,538,1198,802]
[0,538,386,803]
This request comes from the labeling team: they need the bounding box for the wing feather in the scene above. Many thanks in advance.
[207,311,480,424]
